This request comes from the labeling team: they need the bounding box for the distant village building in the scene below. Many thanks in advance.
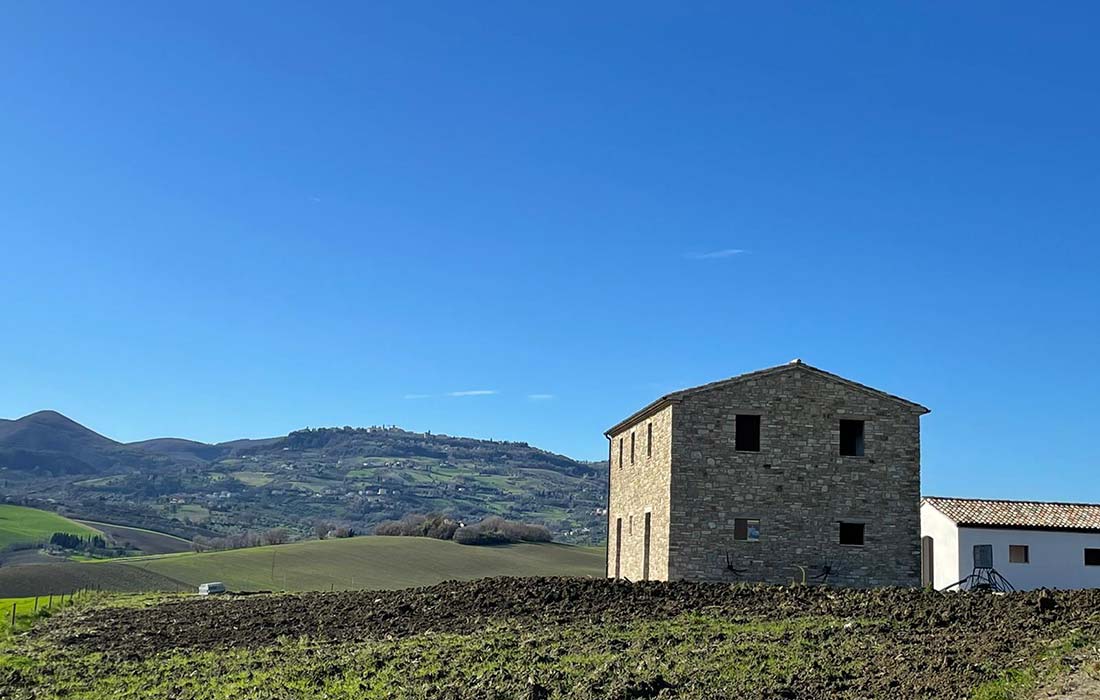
[921,497,1100,591]
[604,360,929,588]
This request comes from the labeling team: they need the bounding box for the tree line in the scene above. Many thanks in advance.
[373,513,552,546]
[49,532,107,550]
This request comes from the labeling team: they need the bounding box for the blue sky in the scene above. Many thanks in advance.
[2,3,1098,501]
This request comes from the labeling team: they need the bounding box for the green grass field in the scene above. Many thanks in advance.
[119,537,604,592]
[0,594,81,631]
[229,471,274,486]
[0,505,100,550]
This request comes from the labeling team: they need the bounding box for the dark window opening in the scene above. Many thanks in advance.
[839,522,865,546]
[1085,549,1100,566]
[734,518,760,542]
[642,512,652,581]
[839,419,865,456]
[618,439,623,468]
[631,432,635,465]
[1009,545,1029,564]
[735,414,761,452]
[647,423,653,457]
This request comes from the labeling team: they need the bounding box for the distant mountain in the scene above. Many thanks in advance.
[0,412,608,544]
[0,410,131,475]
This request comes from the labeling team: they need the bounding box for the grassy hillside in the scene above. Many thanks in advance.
[120,536,604,591]
[0,505,99,549]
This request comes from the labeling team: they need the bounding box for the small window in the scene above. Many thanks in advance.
[734,518,760,542]
[1009,545,1029,564]
[647,423,653,457]
[1085,549,1100,566]
[628,515,633,535]
[973,544,993,568]
[735,414,760,452]
[839,419,865,456]
[631,432,635,465]
[618,439,623,468]
[839,522,865,546]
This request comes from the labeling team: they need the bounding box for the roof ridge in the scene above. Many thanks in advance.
[605,360,929,436]
[923,495,1100,509]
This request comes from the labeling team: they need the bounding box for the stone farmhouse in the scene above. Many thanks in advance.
[604,360,929,588]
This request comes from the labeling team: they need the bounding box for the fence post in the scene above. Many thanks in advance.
[48,594,53,609]
[34,596,39,612]
[10,602,15,626]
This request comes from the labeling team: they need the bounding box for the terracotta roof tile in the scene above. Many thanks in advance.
[924,497,1100,531]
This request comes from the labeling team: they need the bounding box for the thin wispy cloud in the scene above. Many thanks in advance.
[527,393,555,401]
[447,389,498,397]
[684,248,746,260]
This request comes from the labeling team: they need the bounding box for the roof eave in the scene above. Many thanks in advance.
[604,396,679,438]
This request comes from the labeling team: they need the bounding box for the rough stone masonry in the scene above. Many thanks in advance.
[605,360,929,587]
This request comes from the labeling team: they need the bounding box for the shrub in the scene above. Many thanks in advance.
[453,516,552,546]
[452,526,514,546]
[373,513,550,546]
[373,513,459,540]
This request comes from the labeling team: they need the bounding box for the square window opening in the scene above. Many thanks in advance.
[734,518,760,542]
[839,419,865,456]
[839,522,865,546]
[735,414,761,452]
[1085,549,1100,566]
[1009,545,1029,564]
[973,544,994,568]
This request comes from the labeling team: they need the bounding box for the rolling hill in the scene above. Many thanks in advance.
[0,411,608,543]
[122,536,604,591]
[0,536,605,596]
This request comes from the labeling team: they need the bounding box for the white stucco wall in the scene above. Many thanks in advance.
[954,527,1100,591]
[920,504,960,590]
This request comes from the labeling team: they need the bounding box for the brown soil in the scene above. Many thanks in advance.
[37,577,1100,698]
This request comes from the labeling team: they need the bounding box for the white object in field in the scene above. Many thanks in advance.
[198,582,226,595]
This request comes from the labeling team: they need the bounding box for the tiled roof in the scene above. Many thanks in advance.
[924,497,1100,531]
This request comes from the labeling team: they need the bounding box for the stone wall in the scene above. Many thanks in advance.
[606,404,673,581]
[667,366,923,587]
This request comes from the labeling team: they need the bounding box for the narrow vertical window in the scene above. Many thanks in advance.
[630,432,635,465]
[642,512,652,581]
[618,439,623,468]
[614,518,622,579]
[647,422,653,457]
[839,420,865,456]
[735,415,760,452]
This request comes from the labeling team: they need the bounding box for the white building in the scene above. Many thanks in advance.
[921,497,1100,591]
